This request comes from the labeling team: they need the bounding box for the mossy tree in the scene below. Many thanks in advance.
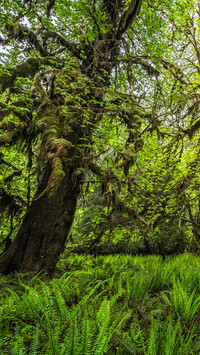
[0,0,144,275]
[1,0,200,275]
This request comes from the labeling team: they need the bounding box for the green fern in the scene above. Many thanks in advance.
[80,309,92,355]
[50,280,70,321]
[29,325,40,355]
[10,328,25,355]
[146,315,159,355]
[162,315,181,355]
[170,278,200,323]
[115,334,137,354]
[64,313,79,355]
[178,321,196,355]
[93,298,110,355]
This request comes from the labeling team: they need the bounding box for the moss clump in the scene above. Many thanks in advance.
[133,106,147,117]
[0,121,25,131]
[47,138,72,153]
[0,122,27,146]
[0,57,61,92]
[42,126,60,141]
[0,58,41,92]
[47,157,65,196]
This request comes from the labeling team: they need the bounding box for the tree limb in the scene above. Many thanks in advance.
[115,0,142,40]
[0,57,62,92]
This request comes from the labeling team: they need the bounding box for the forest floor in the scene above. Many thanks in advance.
[1,253,200,354]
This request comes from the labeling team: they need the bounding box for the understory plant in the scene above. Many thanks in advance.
[1,253,200,354]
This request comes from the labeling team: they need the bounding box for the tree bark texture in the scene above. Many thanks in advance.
[0,153,82,275]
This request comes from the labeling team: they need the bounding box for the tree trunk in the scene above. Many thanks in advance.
[0,157,82,275]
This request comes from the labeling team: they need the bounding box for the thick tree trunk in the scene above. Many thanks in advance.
[0,153,82,275]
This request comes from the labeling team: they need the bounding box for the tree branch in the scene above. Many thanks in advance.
[0,57,62,92]
[115,0,142,40]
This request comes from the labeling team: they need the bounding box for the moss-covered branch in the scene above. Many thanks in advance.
[0,57,62,92]
[0,122,26,146]
[184,118,200,139]
[4,23,48,56]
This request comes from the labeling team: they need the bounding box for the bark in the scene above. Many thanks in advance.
[0,154,82,275]
[0,83,85,275]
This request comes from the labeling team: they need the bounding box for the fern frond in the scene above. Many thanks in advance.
[10,328,25,355]
[115,334,137,354]
[147,315,159,355]
[29,325,40,355]
[63,313,79,355]
[51,280,70,321]
[80,309,92,355]
[162,315,181,355]
[93,299,110,355]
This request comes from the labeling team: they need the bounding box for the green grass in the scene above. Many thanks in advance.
[1,253,200,354]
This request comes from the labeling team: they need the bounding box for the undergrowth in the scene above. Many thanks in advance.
[1,253,200,354]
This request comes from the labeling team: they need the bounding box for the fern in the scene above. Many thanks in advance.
[50,280,70,321]
[2,253,200,354]
[146,315,159,355]
[129,316,147,353]
[178,321,196,355]
[128,273,150,303]
[77,281,105,309]
[63,313,79,355]
[29,325,40,355]
[116,334,137,354]
[162,315,181,355]
[80,309,92,355]
[93,299,110,355]
[170,278,200,323]
[24,288,47,332]
[45,311,59,354]
[10,327,25,355]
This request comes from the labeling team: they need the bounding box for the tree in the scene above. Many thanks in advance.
[1,0,200,276]
[0,0,143,275]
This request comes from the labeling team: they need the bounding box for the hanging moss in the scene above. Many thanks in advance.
[0,59,40,92]
[133,106,147,117]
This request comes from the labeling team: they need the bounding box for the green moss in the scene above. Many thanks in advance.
[47,157,65,196]
[0,57,61,92]
[133,115,141,121]
[0,121,25,131]
[133,107,146,117]
[42,126,59,140]
[47,138,72,152]
[37,110,59,126]
[0,122,26,145]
